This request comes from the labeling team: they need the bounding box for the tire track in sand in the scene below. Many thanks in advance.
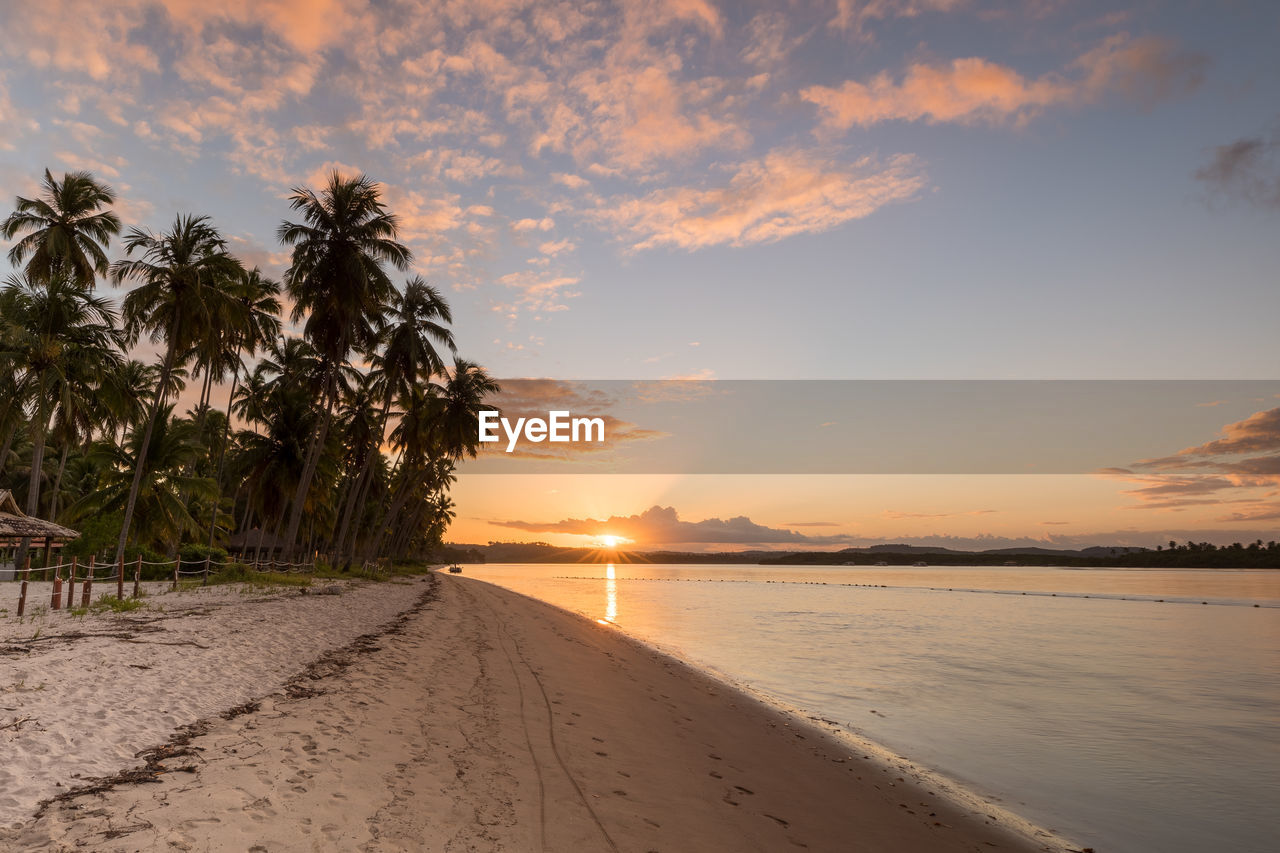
[459,579,620,853]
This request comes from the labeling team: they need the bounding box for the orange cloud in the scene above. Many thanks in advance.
[595,148,925,250]
[1137,408,1280,472]
[494,270,581,317]
[1102,407,1280,514]
[802,34,1204,130]
[828,0,966,35]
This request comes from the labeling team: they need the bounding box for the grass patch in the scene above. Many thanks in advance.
[209,563,312,589]
[65,595,149,616]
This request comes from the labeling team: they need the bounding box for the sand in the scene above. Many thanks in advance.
[2,573,1063,852]
[0,576,425,829]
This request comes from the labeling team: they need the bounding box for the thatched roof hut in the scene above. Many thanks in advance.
[0,489,79,545]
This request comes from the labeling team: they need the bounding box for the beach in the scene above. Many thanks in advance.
[0,571,1056,852]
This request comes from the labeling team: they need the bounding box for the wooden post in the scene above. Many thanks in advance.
[172,560,179,590]
[17,556,31,618]
[67,556,77,610]
[133,556,142,598]
[82,556,94,607]
[116,554,124,601]
[51,557,63,610]
[203,555,211,586]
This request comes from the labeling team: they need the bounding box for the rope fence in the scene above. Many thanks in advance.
[8,551,321,617]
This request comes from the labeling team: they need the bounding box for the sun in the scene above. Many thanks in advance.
[599,534,622,549]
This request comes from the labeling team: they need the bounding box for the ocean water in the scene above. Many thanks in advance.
[461,563,1280,853]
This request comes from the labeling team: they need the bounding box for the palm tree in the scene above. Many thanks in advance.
[205,267,282,547]
[2,169,120,288]
[98,358,182,445]
[276,171,410,558]
[333,277,454,561]
[226,337,331,559]
[67,406,216,553]
[110,214,243,558]
[0,270,124,567]
[0,316,25,478]
[364,358,497,562]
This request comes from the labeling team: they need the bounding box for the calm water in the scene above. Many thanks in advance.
[462,563,1280,853]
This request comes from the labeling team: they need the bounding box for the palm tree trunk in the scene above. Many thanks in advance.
[337,459,377,562]
[351,448,407,565]
[14,399,53,571]
[206,352,243,548]
[334,394,392,562]
[48,443,70,520]
[0,421,17,478]
[115,341,177,560]
[281,360,339,560]
[365,463,418,563]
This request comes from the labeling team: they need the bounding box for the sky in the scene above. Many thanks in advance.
[1,1,1278,551]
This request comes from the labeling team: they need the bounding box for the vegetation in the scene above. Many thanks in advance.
[451,541,1279,568]
[1,168,497,568]
[760,541,1280,569]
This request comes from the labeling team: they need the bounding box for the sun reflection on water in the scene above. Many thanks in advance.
[604,563,617,623]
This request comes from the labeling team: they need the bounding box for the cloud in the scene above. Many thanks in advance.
[827,0,966,36]
[513,217,556,232]
[0,77,40,150]
[802,34,1204,131]
[491,505,856,545]
[496,270,581,315]
[566,55,750,171]
[1196,126,1280,210]
[1216,505,1280,523]
[1137,408,1280,470]
[1104,407,1280,511]
[739,11,807,71]
[552,172,590,190]
[538,238,576,256]
[595,148,925,250]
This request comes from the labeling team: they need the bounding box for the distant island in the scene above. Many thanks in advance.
[437,540,1280,569]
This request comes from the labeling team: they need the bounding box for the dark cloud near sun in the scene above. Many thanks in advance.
[491,505,857,545]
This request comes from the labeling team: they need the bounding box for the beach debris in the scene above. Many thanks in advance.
[1,715,34,731]
[102,821,153,839]
[36,720,211,813]
[220,700,261,720]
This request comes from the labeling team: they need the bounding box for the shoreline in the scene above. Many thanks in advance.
[4,572,1064,851]
[480,576,1080,853]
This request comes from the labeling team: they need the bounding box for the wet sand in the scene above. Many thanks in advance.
[3,573,1058,852]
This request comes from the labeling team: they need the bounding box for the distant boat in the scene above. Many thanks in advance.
[448,565,463,574]
[913,561,928,567]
